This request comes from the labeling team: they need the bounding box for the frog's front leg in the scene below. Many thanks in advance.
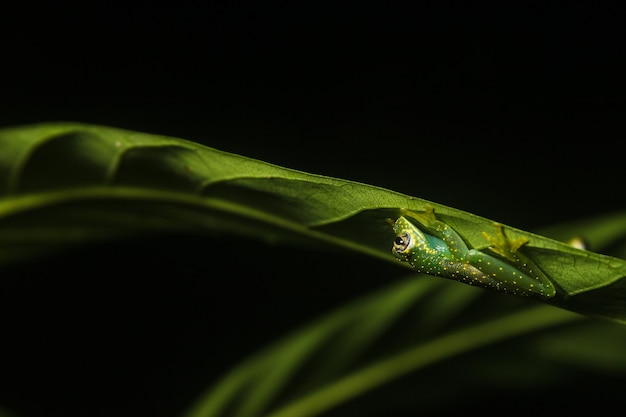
[400,208,470,261]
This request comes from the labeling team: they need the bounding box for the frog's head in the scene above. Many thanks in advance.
[392,216,423,261]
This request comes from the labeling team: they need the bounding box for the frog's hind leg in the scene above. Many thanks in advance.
[470,224,556,298]
[464,249,537,296]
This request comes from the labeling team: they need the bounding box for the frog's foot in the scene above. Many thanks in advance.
[400,207,445,232]
[482,223,529,262]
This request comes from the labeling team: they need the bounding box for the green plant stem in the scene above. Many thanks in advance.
[265,305,584,417]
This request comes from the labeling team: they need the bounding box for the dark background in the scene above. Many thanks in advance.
[3,2,625,226]
[1,3,625,417]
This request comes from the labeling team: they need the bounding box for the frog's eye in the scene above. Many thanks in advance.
[393,233,411,253]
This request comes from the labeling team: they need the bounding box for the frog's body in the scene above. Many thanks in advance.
[392,209,556,298]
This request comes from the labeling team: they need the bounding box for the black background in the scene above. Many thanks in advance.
[1,3,625,417]
[3,3,625,226]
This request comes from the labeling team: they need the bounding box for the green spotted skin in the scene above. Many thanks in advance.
[392,211,556,298]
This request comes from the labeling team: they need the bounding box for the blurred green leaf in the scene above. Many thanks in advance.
[0,408,18,417]
[181,276,586,417]
[535,211,626,260]
[1,122,626,323]
[532,320,626,372]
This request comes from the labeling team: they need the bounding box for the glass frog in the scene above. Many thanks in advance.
[391,208,556,298]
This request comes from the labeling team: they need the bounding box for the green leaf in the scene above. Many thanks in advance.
[1,122,626,323]
[181,277,586,417]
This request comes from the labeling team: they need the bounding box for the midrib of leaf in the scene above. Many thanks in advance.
[263,305,582,417]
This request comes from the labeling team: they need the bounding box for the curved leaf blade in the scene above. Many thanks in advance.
[1,122,626,322]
